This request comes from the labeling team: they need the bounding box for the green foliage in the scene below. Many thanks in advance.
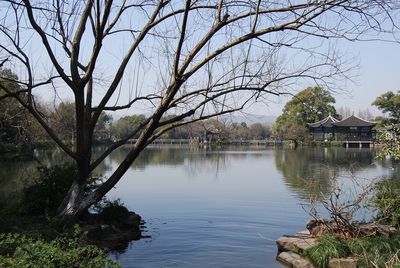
[372,91,400,123]
[376,125,400,161]
[305,233,400,268]
[98,199,129,225]
[20,163,106,217]
[51,102,112,144]
[111,114,147,140]
[0,69,32,147]
[373,178,400,226]
[372,124,400,226]
[305,235,350,267]
[348,233,400,267]
[273,86,338,141]
[0,233,120,268]
[21,163,77,216]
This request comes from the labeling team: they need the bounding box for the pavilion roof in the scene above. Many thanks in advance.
[307,115,339,128]
[332,115,376,127]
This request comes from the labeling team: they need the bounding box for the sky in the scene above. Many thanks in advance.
[260,40,400,117]
[2,2,399,121]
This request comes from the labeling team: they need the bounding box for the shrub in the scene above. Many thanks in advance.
[98,199,129,225]
[21,163,77,216]
[373,178,400,226]
[0,233,120,268]
[20,163,104,217]
[305,235,350,268]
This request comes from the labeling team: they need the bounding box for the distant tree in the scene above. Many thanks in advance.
[273,87,338,141]
[111,115,147,140]
[228,122,249,140]
[337,106,352,119]
[372,91,400,123]
[0,69,33,148]
[357,108,374,121]
[202,119,228,142]
[51,102,76,143]
[94,113,113,142]
[248,123,270,139]
[50,102,111,144]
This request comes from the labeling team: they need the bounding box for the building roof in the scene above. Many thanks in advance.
[332,115,376,127]
[307,115,339,128]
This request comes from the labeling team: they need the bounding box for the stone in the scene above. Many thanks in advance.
[296,230,311,236]
[123,212,141,228]
[78,210,143,251]
[277,251,302,266]
[329,257,357,268]
[277,252,315,268]
[276,236,316,252]
[293,258,315,268]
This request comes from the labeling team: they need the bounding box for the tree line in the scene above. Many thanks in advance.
[272,86,400,142]
[1,68,271,150]
[1,70,272,151]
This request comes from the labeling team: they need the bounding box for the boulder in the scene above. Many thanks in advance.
[79,210,142,251]
[293,258,315,268]
[277,252,314,268]
[276,236,316,252]
[277,251,302,266]
[123,212,141,228]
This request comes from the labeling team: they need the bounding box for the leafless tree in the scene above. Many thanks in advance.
[0,0,398,217]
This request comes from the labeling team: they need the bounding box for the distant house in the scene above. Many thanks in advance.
[307,115,339,141]
[308,115,377,147]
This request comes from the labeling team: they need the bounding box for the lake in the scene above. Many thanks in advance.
[0,146,398,267]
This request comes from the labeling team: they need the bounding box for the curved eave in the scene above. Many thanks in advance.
[307,115,339,128]
[332,115,376,127]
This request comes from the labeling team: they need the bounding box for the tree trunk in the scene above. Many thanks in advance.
[57,180,85,217]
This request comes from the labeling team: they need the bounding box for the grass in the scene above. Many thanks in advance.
[304,233,400,268]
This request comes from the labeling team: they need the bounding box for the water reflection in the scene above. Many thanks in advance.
[1,146,399,267]
[274,147,378,200]
[109,145,271,178]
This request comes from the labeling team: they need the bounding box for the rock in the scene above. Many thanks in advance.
[123,212,141,228]
[277,252,314,268]
[293,258,315,268]
[296,230,311,236]
[329,257,357,268]
[276,236,316,252]
[277,251,302,266]
[79,210,143,251]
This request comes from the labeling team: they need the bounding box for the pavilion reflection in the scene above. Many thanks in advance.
[274,147,377,200]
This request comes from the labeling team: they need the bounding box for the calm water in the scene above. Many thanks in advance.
[103,146,396,267]
[0,146,398,267]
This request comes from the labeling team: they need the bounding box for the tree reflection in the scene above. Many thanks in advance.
[109,146,187,170]
[274,147,377,200]
[108,145,269,179]
[0,147,112,205]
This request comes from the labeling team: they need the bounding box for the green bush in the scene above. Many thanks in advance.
[98,199,129,225]
[20,163,104,217]
[305,233,400,267]
[373,178,400,226]
[21,163,77,216]
[0,233,120,268]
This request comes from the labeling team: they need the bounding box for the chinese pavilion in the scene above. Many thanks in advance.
[308,115,376,147]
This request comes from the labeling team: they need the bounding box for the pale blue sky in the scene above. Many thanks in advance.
[2,2,398,120]
[260,40,400,117]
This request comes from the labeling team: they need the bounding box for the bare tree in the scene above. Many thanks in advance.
[0,0,398,217]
